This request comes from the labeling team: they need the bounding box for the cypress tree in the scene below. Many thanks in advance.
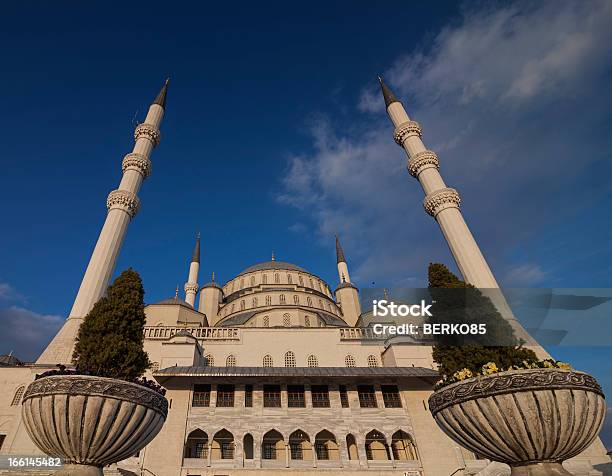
[72,268,151,380]
[428,263,536,380]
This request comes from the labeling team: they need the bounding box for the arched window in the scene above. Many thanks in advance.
[283,313,291,327]
[315,430,339,460]
[240,300,245,310]
[151,362,160,372]
[204,354,214,367]
[327,302,331,311]
[293,295,299,304]
[365,430,390,460]
[212,429,235,459]
[266,295,272,306]
[240,278,244,288]
[279,294,286,304]
[367,355,379,368]
[243,434,254,460]
[304,316,310,327]
[226,355,236,367]
[319,299,323,308]
[250,276,255,286]
[346,434,359,460]
[275,273,280,284]
[263,315,270,327]
[345,355,356,368]
[262,430,284,460]
[287,274,292,284]
[307,355,318,367]
[307,297,313,306]
[309,278,314,288]
[263,355,273,367]
[391,430,418,460]
[299,275,304,286]
[285,351,296,367]
[231,303,235,312]
[11,386,25,406]
[289,430,312,460]
[252,297,258,307]
[262,274,267,284]
[185,429,208,458]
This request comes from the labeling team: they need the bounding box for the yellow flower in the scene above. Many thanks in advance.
[482,362,499,375]
[453,368,473,381]
[543,360,555,368]
[557,362,571,370]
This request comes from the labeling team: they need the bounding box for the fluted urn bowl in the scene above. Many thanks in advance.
[428,369,605,476]
[21,375,168,476]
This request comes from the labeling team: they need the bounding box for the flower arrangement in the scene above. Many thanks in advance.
[437,358,572,389]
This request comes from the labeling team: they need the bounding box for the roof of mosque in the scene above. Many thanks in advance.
[238,260,308,275]
[154,366,438,379]
[154,297,194,308]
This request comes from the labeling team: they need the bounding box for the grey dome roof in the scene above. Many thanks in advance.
[239,260,308,275]
[154,297,193,308]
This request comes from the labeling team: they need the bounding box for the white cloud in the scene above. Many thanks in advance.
[0,306,64,362]
[504,264,548,287]
[279,0,612,287]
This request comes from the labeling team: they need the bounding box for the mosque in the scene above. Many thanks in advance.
[0,79,609,476]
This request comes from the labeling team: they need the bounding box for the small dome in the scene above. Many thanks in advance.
[154,297,193,308]
[239,260,308,275]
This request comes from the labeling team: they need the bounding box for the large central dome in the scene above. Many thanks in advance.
[238,260,308,275]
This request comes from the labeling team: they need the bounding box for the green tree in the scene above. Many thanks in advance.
[428,263,536,380]
[72,268,151,380]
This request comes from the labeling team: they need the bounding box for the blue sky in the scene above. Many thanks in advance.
[0,1,611,448]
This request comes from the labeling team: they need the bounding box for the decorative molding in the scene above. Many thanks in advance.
[423,187,460,217]
[393,121,422,145]
[107,189,140,218]
[23,375,168,417]
[184,282,199,294]
[428,369,604,415]
[134,123,161,146]
[408,150,439,178]
[122,153,152,178]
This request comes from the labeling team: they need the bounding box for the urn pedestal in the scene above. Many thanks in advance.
[21,375,168,476]
[428,369,605,475]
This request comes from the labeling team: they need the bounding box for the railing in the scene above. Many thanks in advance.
[339,328,382,340]
[143,327,240,340]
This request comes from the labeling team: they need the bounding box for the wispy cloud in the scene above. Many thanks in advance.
[279,0,612,287]
[0,306,63,362]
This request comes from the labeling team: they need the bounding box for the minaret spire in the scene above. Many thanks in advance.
[37,79,167,365]
[378,75,400,108]
[153,78,170,109]
[184,232,201,307]
[335,235,351,283]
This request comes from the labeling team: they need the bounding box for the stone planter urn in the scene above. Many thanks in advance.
[21,375,168,476]
[428,368,605,475]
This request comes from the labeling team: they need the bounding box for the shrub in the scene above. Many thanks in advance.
[72,268,151,380]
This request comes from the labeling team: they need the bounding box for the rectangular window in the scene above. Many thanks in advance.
[194,441,208,458]
[358,385,377,408]
[216,384,235,407]
[287,385,306,408]
[290,442,303,459]
[315,442,329,460]
[192,384,211,407]
[244,384,253,407]
[311,385,330,408]
[221,441,234,459]
[263,385,281,407]
[382,385,402,408]
[339,385,349,408]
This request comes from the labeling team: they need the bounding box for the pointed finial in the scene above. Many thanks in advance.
[153,78,170,109]
[191,232,201,263]
[377,75,400,108]
[383,288,389,300]
[271,251,276,261]
[335,235,347,264]
[211,271,215,283]
[174,284,179,299]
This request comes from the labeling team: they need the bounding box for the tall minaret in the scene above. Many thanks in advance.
[184,233,200,307]
[37,79,169,365]
[334,235,361,326]
[378,77,538,346]
[378,76,498,288]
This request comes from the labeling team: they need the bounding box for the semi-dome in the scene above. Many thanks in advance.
[238,260,308,275]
